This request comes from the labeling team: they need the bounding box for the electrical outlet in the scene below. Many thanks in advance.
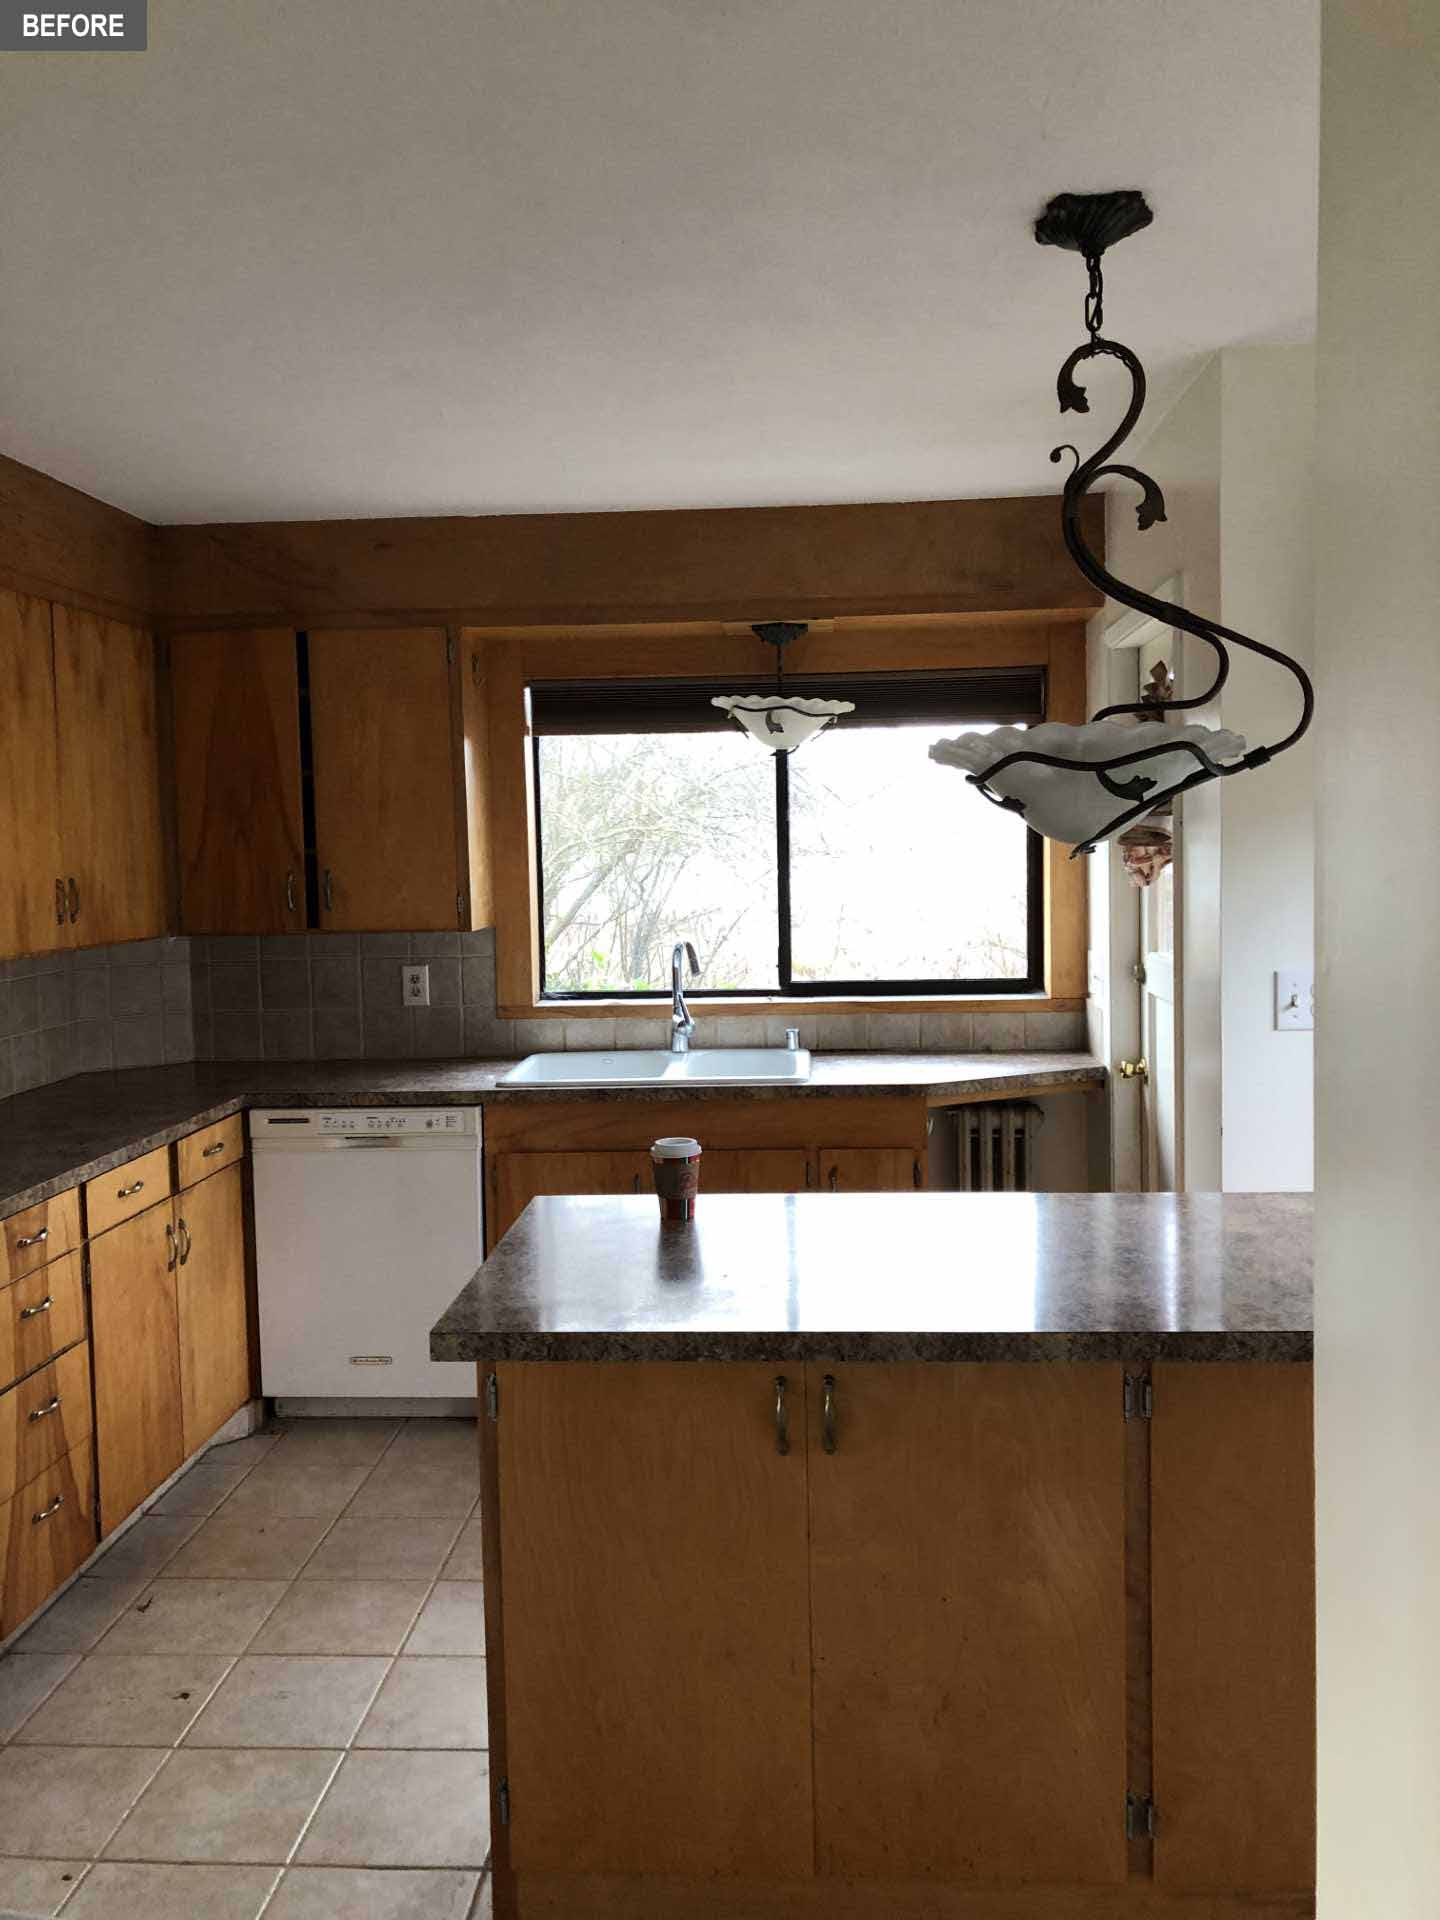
[1274,968,1314,1031]
[402,963,431,1007]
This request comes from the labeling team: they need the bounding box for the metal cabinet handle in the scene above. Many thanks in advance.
[55,878,66,926]
[15,1227,49,1249]
[66,876,79,923]
[286,869,297,913]
[202,1141,226,1158]
[32,1494,64,1525]
[165,1222,178,1271]
[774,1374,790,1456]
[28,1396,61,1423]
[821,1373,838,1454]
[805,1161,814,1188]
[177,1218,192,1265]
[913,1157,922,1189]
[116,1179,145,1199]
[632,1174,642,1193]
[828,1166,838,1193]
[19,1295,53,1320]
[322,868,335,912]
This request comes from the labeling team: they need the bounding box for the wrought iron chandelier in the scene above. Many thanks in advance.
[930,189,1315,853]
[713,622,855,753]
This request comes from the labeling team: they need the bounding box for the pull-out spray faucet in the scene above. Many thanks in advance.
[670,942,701,1053]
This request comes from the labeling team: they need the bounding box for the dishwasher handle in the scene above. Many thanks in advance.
[339,1138,407,1149]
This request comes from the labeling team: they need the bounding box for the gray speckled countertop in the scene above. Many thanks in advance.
[0,1052,1103,1217]
[430,1191,1313,1364]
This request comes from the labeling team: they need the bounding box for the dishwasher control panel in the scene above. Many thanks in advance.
[250,1107,480,1139]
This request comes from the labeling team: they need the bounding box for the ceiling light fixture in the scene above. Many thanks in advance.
[930,189,1315,853]
[712,622,855,754]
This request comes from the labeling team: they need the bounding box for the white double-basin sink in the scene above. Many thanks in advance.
[497,1047,813,1089]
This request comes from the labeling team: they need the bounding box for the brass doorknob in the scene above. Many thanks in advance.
[1117,1057,1150,1081]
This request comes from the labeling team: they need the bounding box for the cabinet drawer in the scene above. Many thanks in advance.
[0,1436,97,1638]
[85,1145,172,1238]
[0,1342,92,1508]
[1,1188,81,1287]
[177,1114,244,1190]
[1,1252,86,1394]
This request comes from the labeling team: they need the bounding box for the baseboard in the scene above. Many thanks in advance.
[273,1395,478,1418]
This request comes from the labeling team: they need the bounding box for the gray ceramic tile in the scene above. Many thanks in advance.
[458,929,494,956]
[564,1019,614,1051]
[421,958,461,1008]
[360,1009,414,1059]
[15,1654,232,1747]
[163,1013,197,1064]
[973,1012,1026,1051]
[461,1009,504,1056]
[87,1519,203,1584]
[345,1458,477,1521]
[0,1744,169,1857]
[359,933,413,957]
[920,1011,974,1050]
[72,968,111,1022]
[440,1515,485,1583]
[112,1017,165,1069]
[0,1036,12,1101]
[0,1652,81,1739]
[262,1012,315,1061]
[296,1750,489,1869]
[35,968,73,1027]
[260,957,312,1011]
[212,1013,263,1061]
[248,1583,431,1658]
[161,1515,332,1582]
[108,967,162,1019]
[354,1658,487,1751]
[211,965,261,1014]
[260,934,315,960]
[184,1657,388,1750]
[402,1583,486,1658]
[99,1581,290,1657]
[361,958,405,1007]
[43,1026,76,1083]
[868,1013,921,1050]
[460,958,495,1007]
[6,976,39,1032]
[145,1463,254,1518]
[14,1577,152,1654]
[161,964,194,1012]
[220,1461,369,1521]
[310,958,360,1010]
[411,1008,463,1059]
[12,1029,47,1093]
[306,933,358,958]
[0,1857,88,1916]
[111,938,170,967]
[0,981,13,1039]
[104,1747,343,1864]
[205,937,260,964]
[311,1011,364,1059]
[265,1866,478,1920]
[270,1420,401,1465]
[410,931,460,958]
[57,1861,282,1920]
[1026,1009,1087,1049]
[302,1518,461,1584]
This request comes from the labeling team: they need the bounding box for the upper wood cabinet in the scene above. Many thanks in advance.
[0,590,66,956]
[51,605,166,948]
[309,627,465,932]
[171,629,303,934]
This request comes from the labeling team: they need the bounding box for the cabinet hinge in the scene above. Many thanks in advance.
[446,634,456,666]
[1131,959,1147,986]
[497,1777,511,1826]
[1125,1792,1156,1840]
[485,1372,499,1422]
[1123,1373,1153,1421]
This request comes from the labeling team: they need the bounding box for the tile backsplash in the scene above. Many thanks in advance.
[0,928,1086,1096]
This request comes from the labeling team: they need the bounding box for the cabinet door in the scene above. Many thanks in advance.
[51,606,165,946]
[808,1363,1127,1885]
[89,1204,184,1534]
[1152,1362,1315,1893]
[0,590,65,958]
[1,1438,97,1638]
[819,1146,923,1191]
[703,1148,813,1193]
[490,1150,651,1248]
[175,1163,251,1455]
[309,627,460,931]
[497,1362,814,1877]
[172,628,303,933]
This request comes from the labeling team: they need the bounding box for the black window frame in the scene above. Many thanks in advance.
[531,672,1047,1001]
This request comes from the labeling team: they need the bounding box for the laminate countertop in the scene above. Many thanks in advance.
[430,1191,1313,1366]
[0,1052,1103,1217]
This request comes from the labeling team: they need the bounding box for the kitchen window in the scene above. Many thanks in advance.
[529,670,1045,999]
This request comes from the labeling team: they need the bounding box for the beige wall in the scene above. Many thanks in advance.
[1315,2,1440,1910]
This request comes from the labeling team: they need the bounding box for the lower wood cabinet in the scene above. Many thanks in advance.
[0,1342,93,1510]
[175,1163,251,1455]
[89,1202,185,1535]
[818,1146,923,1192]
[2,1250,85,1392]
[1,1437,96,1637]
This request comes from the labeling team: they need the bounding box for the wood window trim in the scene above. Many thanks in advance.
[475,617,1089,1021]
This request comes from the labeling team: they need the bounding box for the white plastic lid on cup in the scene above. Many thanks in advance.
[651,1136,702,1160]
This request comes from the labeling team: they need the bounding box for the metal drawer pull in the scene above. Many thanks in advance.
[322,868,335,911]
[286,869,297,913]
[165,1222,178,1271]
[32,1494,65,1525]
[828,1166,838,1192]
[55,878,66,926]
[15,1227,49,1249]
[67,876,79,923]
[821,1373,838,1454]
[773,1375,790,1455]
[202,1141,226,1158]
[19,1295,53,1320]
[632,1174,641,1193]
[116,1179,145,1198]
[28,1396,62,1423]
[177,1219,192,1265]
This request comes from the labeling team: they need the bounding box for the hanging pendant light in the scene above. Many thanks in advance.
[712,622,855,753]
[929,189,1314,854]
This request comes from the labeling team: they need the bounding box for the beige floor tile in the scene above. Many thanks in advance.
[355,1657,487,1750]
[89,1518,203,1582]
[345,1460,478,1520]
[386,1420,479,1464]
[185,1656,389,1749]
[297,1749,489,1868]
[265,1865,479,1919]
[0,1745,168,1857]
[104,1747,342,1864]
[56,1861,281,1919]
[15,1654,231,1747]
[404,1582,486,1657]
[219,1462,370,1521]
[0,1652,80,1738]
[146,1463,253,1517]
[98,1579,290,1655]
[302,1516,461,1582]
[271,1419,402,1465]
[0,1857,89,1916]
[201,1431,285,1470]
[439,1514,485,1582]
[12,1576,151,1654]
[472,1877,493,1919]
[249,1582,431,1656]
[161,1514,333,1581]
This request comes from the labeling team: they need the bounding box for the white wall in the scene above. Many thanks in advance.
[1218,348,1316,1190]
[1314,3,1440,1910]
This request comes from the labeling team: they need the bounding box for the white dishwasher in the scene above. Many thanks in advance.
[252,1108,483,1412]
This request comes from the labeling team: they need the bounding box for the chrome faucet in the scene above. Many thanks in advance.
[670,941,701,1053]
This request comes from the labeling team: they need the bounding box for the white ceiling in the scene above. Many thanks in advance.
[0,0,1317,524]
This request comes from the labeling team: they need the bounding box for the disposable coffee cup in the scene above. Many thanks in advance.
[651,1136,702,1225]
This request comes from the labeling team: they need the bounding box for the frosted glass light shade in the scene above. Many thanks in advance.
[711,694,855,753]
[929,718,1248,847]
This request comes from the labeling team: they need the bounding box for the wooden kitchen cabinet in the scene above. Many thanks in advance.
[818,1145,924,1191]
[0,589,66,958]
[1,1437,97,1638]
[174,1161,251,1455]
[492,1150,652,1245]
[496,1362,815,1878]
[309,627,466,931]
[0,1342,93,1511]
[51,605,166,947]
[88,1201,185,1535]
[1,1186,81,1292]
[702,1148,812,1193]
[171,628,304,933]
[807,1362,1127,1886]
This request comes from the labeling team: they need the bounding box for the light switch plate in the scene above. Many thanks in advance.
[1274,968,1314,1030]
[402,963,431,1007]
